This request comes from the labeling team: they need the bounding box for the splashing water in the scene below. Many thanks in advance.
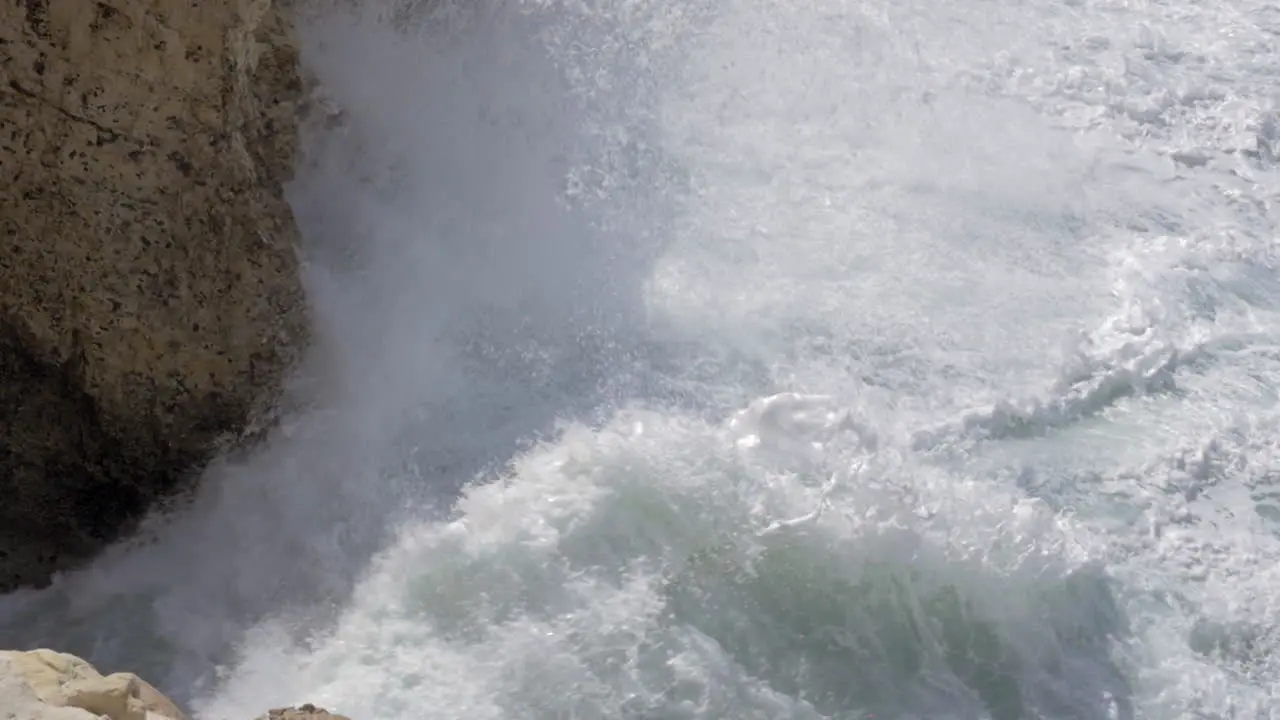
[4,0,1280,718]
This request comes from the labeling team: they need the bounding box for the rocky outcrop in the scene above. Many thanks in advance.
[256,705,352,720]
[0,649,185,720]
[0,0,308,590]
[0,649,352,720]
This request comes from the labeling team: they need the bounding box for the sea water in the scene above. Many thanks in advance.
[3,1,1279,718]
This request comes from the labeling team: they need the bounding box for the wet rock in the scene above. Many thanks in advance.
[0,0,309,589]
[256,704,353,720]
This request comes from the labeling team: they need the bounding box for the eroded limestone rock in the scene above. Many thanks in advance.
[0,648,358,720]
[0,0,308,589]
[0,649,185,720]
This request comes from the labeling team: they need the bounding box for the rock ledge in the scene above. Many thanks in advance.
[0,648,185,720]
[0,648,352,720]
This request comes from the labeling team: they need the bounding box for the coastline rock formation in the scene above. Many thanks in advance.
[0,649,185,720]
[0,649,351,720]
[0,0,308,590]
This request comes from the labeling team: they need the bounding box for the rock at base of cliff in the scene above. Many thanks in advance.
[256,704,351,720]
[0,648,185,720]
[0,649,356,720]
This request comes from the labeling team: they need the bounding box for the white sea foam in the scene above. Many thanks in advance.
[3,0,1279,718]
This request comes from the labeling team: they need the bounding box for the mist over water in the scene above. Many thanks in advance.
[4,0,1280,718]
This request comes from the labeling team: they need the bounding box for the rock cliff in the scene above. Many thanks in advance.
[0,0,308,590]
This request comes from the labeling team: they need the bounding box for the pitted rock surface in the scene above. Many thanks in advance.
[0,0,308,590]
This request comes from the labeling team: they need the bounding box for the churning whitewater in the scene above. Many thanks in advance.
[4,0,1280,717]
